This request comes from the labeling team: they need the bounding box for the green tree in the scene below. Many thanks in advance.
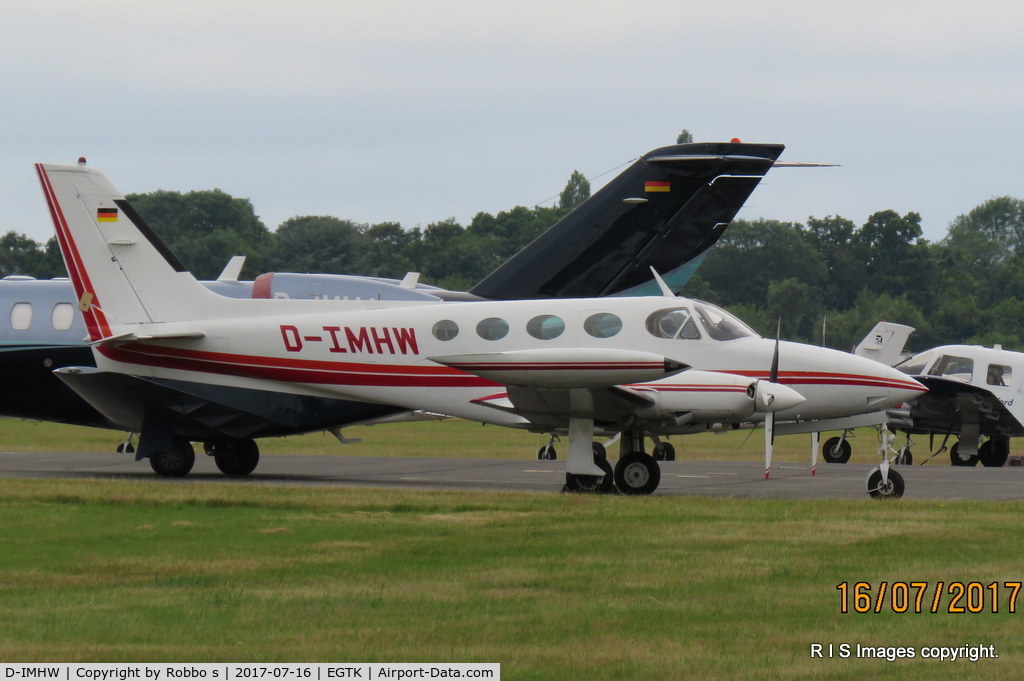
[822,290,929,353]
[267,216,368,274]
[805,215,863,310]
[363,222,417,279]
[940,197,1024,307]
[676,129,694,144]
[696,219,826,308]
[416,218,484,291]
[558,171,591,211]
[0,232,62,278]
[766,277,821,343]
[127,189,271,279]
[853,210,934,306]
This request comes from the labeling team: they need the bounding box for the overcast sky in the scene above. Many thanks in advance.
[3,0,1022,246]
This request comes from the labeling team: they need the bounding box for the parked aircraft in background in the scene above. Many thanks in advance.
[33,160,924,496]
[842,322,1024,467]
[4,141,786,459]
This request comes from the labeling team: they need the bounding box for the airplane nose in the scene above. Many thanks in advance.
[873,364,928,406]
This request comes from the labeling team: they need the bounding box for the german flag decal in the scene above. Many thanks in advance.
[96,207,118,222]
[644,181,671,193]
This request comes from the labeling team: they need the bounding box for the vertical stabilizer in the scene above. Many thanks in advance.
[470,141,785,300]
[36,163,230,340]
[854,322,915,366]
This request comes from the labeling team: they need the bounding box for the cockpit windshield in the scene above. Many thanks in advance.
[645,307,701,340]
[692,301,760,341]
[930,355,974,382]
[894,351,935,376]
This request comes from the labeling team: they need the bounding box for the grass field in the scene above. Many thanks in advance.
[1,478,1023,679]
[2,418,1021,677]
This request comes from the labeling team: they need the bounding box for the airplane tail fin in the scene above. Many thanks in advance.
[854,322,915,366]
[35,162,230,341]
[470,141,785,300]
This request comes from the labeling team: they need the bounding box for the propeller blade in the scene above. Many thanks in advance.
[769,318,781,383]
[765,319,781,479]
[810,431,819,477]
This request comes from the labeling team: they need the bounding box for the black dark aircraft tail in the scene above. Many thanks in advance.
[470,141,785,299]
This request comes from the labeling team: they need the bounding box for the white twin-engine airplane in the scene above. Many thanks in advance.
[36,161,926,496]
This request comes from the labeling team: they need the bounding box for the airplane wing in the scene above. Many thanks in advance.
[470,141,785,299]
[904,376,1024,438]
[52,366,407,457]
[473,385,654,431]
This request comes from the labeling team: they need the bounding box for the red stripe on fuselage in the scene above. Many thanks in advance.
[34,165,111,341]
[713,369,925,392]
[98,342,499,388]
[446,362,665,372]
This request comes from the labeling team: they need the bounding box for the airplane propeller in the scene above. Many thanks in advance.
[765,324,781,479]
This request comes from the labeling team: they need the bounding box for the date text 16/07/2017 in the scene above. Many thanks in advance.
[836,581,1020,614]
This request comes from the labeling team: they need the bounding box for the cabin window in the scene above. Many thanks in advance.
[645,307,701,340]
[987,364,1012,387]
[526,315,565,340]
[51,302,75,331]
[476,317,509,341]
[930,355,974,382]
[583,312,622,339]
[432,319,459,341]
[10,302,32,330]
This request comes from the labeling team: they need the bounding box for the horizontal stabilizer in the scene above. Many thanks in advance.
[92,330,205,345]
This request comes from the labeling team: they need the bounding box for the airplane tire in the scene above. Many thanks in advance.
[652,442,676,461]
[979,438,1010,467]
[564,456,614,494]
[592,442,607,461]
[949,443,979,467]
[893,449,913,465]
[149,439,195,478]
[537,445,557,460]
[614,452,661,495]
[212,439,260,477]
[822,437,852,464]
[867,467,904,499]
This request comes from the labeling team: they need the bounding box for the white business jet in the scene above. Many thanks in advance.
[36,162,925,495]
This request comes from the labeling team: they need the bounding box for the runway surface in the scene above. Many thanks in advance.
[1,450,1023,500]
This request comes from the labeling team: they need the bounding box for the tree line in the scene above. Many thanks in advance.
[2,175,1022,356]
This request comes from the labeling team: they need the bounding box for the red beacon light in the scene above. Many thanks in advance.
[730,138,742,143]
[77,157,87,166]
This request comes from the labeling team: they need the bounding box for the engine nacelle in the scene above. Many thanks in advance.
[748,379,806,413]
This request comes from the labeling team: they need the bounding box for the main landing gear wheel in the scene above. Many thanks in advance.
[652,442,676,461]
[564,448,614,494]
[207,439,260,477]
[979,438,1010,467]
[149,438,196,478]
[893,449,913,465]
[949,443,979,467]
[867,467,905,499]
[822,437,852,463]
[614,452,661,496]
